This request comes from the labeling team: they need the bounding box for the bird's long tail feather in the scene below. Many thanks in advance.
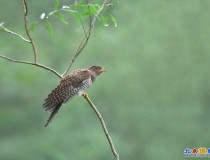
[44,102,63,127]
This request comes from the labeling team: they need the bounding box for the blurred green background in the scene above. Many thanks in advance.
[1,0,210,160]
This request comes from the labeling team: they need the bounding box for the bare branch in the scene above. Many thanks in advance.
[0,26,30,42]
[62,27,91,77]
[0,55,63,79]
[23,0,38,63]
[83,93,119,160]
[62,0,112,76]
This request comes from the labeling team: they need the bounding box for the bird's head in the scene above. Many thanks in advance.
[88,65,105,76]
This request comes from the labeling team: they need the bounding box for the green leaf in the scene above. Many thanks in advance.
[46,19,54,37]
[82,10,93,16]
[65,10,80,23]
[63,9,78,14]
[30,22,36,31]
[56,12,69,24]
[99,15,109,27]
[81,4,100,16]
[110,15,117,27]
[54,0,60,10]
[89,4,100,14]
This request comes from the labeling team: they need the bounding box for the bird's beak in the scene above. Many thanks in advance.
[99,67,106,73]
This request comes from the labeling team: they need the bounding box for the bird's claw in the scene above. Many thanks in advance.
[83,93,88,98]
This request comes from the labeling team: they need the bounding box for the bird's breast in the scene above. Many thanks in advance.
[78,77,92,95]
[82,77,92,89]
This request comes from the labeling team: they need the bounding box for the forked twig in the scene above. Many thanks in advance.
[0,0,62,79]
[62,0,112,76]
[83,93,119,160]
[0,26,30,42]
[91,0,112,27]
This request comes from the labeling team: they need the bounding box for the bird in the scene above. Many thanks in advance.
[43,65,105,127]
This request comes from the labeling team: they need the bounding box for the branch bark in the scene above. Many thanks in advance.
[0,55,63,79]
[23,0,38,63]
[83,93,119,160]
[0,26,30,42]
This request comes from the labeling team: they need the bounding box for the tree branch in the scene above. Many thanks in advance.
[0,26,30,42]
[23,0,38,63]
[62,0,112,76]
[0,55,63,79]
[83,93,119,160]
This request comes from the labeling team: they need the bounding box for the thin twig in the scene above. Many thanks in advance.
[62,0,112,76]
[23,0,38,63]
[0,26,30,42]
[79,14,88,39]
[83,93,119,160]
[62,0,92,76]
[62,28,91,77]
[0,55,63,79]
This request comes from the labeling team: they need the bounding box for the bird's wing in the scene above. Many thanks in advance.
[61,70,91,102]
[61,69,91,88]
[43,69,91,127]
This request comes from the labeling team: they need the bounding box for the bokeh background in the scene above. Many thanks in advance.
[1,0,210,160]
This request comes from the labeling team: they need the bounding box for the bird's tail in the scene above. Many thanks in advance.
[44,102,62,127]
[43,84,64,127]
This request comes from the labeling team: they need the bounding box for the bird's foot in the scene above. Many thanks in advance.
[82,93,88,98]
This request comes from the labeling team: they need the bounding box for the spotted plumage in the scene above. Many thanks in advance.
[43,65,105,127]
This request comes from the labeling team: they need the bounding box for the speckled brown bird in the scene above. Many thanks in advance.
[43,65,105,127]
